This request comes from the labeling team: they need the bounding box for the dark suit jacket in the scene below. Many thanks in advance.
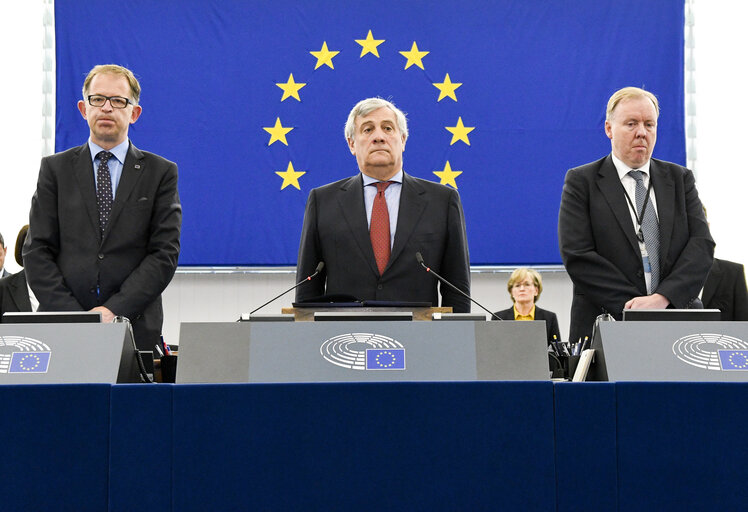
[0,271,32,317]
[703,258,748,321]
[23,142,182,351]
[493,305,561,344]
[558,155,714,342]
[295,172,471,312]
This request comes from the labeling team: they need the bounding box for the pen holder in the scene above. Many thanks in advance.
[565,355,581,380]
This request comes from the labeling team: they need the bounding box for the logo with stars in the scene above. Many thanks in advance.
[718,350,748,371]
[672,333,748,371]
[0,335,52,374]
[264,30,475,191]
[320,332,406,371]
[366,348,406,370]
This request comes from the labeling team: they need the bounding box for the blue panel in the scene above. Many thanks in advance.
[54,0,685,265]
[173,382,555,511]
[109,384,173,512]
[554,382,617,512]
[0,384,110,512]
[617,383,748,511]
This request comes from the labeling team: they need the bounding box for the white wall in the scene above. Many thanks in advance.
[0,2,44,272]
[692,1,748,262]
[0,2,743,345]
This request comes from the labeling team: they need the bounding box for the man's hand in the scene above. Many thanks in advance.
[89,306,115,323]
[624,293,670,310]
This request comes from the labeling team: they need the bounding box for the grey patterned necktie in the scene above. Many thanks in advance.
[628,170,660,291]
[96,151,114,235]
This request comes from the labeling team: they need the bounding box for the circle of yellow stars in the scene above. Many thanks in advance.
[375,350,397,368]
[727,351,748,369]
[18,353,42,371]
[266,30,475,190]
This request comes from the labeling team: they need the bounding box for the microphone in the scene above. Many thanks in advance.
[415,252,502,320]
[247,261,325,316]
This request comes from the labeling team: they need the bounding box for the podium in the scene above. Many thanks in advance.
[0,323,140,384]
[177,319,549,383]
[589,321,748,381]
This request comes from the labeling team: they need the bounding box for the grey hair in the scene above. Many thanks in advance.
[344,97,409,141]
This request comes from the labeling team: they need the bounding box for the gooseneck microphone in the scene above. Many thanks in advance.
[248,261,325,315]
[415,252,502,320]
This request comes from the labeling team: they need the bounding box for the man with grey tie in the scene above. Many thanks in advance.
[558,87,714,342]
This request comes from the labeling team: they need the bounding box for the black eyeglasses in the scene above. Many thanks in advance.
[87,95,132,109]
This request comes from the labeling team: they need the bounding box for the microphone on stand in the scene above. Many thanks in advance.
[245,261,325,317]
[415,252,502,321]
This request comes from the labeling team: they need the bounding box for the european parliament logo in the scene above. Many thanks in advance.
[672,333,748,371]
[0,336,52,374]
[320,333,406,371]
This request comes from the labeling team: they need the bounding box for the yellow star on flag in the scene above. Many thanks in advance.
[355,30,385,58]
[445,117,475,145]
[276,73,307,102]
[310,41,340,69]
[399,41,429,70]
[276,161,306,190]
[433,161,462,189]
[432,73,462,102]
[263,117,294,146]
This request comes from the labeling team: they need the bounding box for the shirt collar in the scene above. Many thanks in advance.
[513,304,535,320]
[611,153,651,181]
[88,138,129,166]
[362,169,404,186]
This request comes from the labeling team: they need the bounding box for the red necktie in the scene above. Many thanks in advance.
[370,181,392,275]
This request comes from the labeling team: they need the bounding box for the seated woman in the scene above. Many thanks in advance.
[492,267,561,345]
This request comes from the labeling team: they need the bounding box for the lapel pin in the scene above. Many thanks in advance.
[134,164,141,169]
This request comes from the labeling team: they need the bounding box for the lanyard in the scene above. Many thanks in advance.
[622,177,654,243]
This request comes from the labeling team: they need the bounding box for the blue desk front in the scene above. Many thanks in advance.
[1,382,746,511]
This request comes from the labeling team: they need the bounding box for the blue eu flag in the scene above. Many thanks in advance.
[9,352,51,373]
[366,349,405,370]
[55,1,686,267]
[718,350,748,371]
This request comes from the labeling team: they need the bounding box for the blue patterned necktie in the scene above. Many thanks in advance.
[628,170,660,291]
[96,151,114,235]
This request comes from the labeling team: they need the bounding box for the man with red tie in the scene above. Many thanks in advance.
[295,97,470,311]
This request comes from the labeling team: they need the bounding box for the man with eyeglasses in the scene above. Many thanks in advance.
[23,64,182,351]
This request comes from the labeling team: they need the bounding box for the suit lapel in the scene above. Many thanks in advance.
[336,175,380,276]
[702,259,721,306]
[596,156,640,257]
[649,159,675,266]
[10,273,32,312]
[72,144,101,242]
[103,143,144,245]
[389,173,426,270]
